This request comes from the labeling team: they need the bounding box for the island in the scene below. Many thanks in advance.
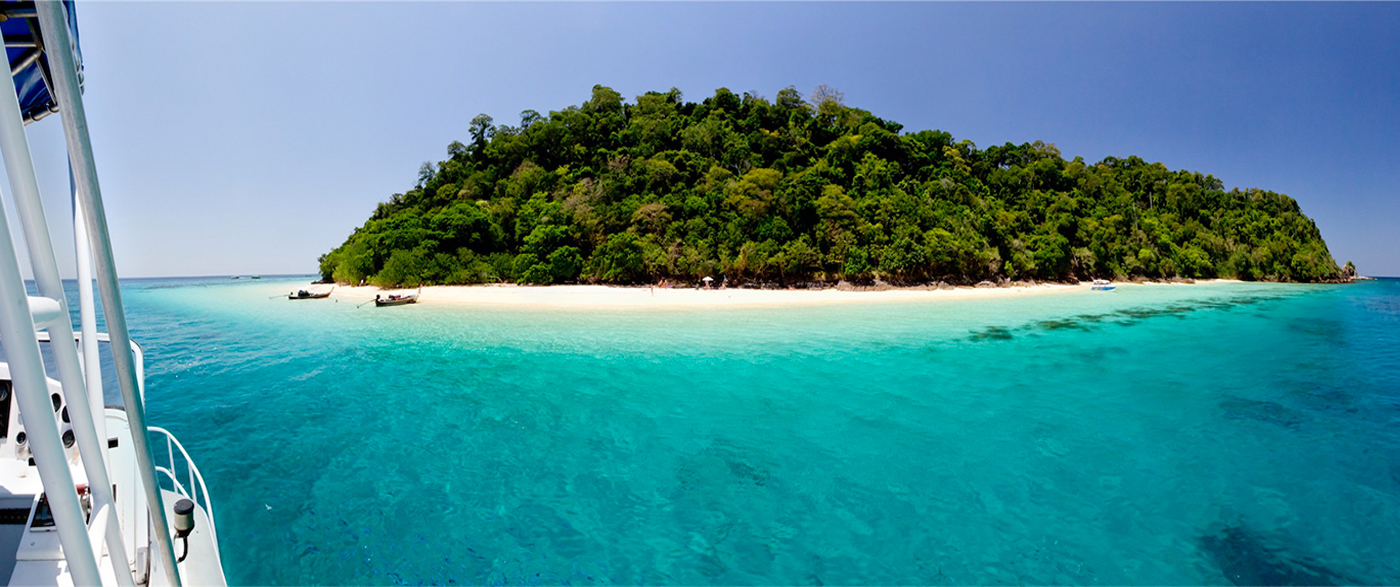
[319,85,1345,288]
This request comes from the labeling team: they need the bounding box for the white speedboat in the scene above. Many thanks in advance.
[0,3,225,585]
[1091,279,1117,291]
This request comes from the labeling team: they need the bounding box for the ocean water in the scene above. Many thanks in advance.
[106,277,1400,585]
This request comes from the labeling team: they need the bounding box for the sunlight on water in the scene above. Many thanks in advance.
[108,277,1400,585]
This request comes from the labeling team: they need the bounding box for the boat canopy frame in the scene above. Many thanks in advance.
[0,1,80,124]
[0,2,187,585]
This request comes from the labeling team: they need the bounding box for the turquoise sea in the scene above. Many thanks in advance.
[110,277,1399,585]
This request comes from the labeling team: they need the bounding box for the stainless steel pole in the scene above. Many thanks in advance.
[0,137,100,587]
[0,40,135,583]
[35,2,182,585]
[74,165,107,464]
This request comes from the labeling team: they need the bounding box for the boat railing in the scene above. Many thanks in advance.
[0,2,192,583]
[148,426,220,550]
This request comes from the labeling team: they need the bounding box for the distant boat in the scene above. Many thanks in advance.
[1091,279,1116,291]
[288,287,333,300]
[374,293,419,307]
[250,275,261,280]
[230,275,240,279]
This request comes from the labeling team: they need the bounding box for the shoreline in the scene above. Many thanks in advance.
[283,279,1244,309]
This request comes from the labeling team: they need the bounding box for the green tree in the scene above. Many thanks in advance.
[320,85,1342,288]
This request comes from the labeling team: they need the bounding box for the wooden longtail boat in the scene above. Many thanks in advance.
[374,293,419,307]
[288,288,333,300]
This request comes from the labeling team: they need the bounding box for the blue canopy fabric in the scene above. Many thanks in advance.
[2,1,82,122]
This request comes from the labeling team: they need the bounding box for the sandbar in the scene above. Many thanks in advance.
[280,280,1238,309]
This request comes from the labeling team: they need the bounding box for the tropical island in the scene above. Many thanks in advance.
[318,85,1346,288]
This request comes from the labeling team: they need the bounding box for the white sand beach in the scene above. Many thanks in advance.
[285,280,1238,309]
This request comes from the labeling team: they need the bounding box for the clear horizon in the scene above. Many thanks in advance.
[4,2,1396,278]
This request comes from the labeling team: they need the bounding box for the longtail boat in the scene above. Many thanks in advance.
[374,293,419,307]
[289,287,333,300]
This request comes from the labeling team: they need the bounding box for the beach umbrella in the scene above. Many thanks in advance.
[702,276,714,282]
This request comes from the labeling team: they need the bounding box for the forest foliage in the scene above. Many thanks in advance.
[320,85,1342,287]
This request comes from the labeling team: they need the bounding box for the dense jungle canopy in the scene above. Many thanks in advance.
[319,85,1342,287]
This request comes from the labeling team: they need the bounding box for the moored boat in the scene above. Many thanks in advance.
[374,293,419,307]
[1091,279,1117,291]
[288,287,333,300]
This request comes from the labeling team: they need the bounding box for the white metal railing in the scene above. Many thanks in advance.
[0,3,102,582]
[0,3,251,584]
[35,1,184,583]
[0,2,194,584]
[148,426,220,549]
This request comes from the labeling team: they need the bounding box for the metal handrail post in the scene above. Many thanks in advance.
[74,165,107,449]
[0,36,135,586]
[0,139,100,587]
[35,2,182,585]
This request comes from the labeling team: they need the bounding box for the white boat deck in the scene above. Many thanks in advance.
[0,406,224,586]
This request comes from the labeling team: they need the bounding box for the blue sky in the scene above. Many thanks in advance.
[7,2,1397,277]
